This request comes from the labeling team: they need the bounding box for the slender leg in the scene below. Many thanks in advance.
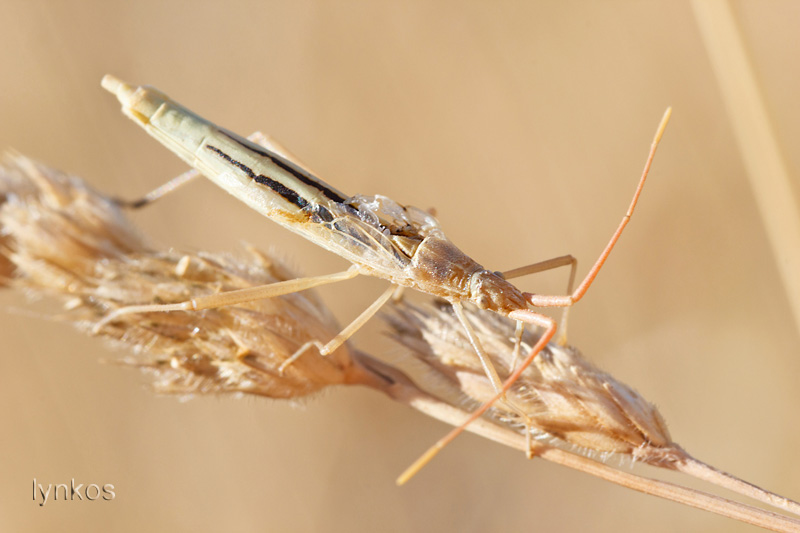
[397,309,556,485]
[391,286,406,302]
[113,168,201,209]
[114,131,311,209]
[509,320,526,371]
[523,108,672,312]
[397,107,672,484]
[503,254,578,346]
[452,302,504,392]
[279,284,400,373]
[452,303,533,451]
[501,254,577,282]
[93,266,360,333]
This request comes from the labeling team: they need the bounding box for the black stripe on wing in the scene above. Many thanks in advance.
[220,131,348,203]
[205,145,309,209]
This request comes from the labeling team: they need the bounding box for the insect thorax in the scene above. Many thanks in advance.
[408,234,484,300]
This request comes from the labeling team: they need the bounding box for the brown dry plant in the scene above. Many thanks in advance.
[387,300,677,464]
[1,152,799,532]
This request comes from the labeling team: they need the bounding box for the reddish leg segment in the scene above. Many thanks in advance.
[397,107,672,485]
[526,108,672,309]
[397,310,556,485]
[503,254,577,346]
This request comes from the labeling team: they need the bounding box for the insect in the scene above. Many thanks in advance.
[99,75,670,481]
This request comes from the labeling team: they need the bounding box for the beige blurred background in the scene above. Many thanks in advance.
[2,1,799,531]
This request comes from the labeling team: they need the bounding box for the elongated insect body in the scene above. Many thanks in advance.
[101,76,520,307]
[102,78,346,224]
[102,75,671,482]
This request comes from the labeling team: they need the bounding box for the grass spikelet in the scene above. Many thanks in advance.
[0,152,355,399]
[2,152,799,531]
[387,300,679,465]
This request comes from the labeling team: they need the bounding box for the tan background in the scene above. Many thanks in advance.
[2,1,799,531]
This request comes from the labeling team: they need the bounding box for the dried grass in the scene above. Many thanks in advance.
[1,152,799,531]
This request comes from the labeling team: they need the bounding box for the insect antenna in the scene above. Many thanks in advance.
[397,107,673,484]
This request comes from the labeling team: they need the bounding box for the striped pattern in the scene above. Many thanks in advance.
[205,144,309,209]
[220,131,348,204]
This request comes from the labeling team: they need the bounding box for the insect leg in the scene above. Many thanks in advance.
[113,167,201,209]
[509,320,526,372]
[451,303,533,446]
[114,131,311,209]
[451,302,504,391]
[525,108,672,310]
[501,254,577,282]
[502,254,578,352]
[397,108,671,484]
[278,284,400,373]
[396,309,556,485]
[92,266,360,333]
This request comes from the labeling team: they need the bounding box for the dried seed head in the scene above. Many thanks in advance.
[0,153,355,399]
[4,156,800,526]
[387,300,682,466]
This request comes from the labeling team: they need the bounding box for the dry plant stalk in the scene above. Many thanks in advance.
[0,152,364,398]
[692,0,800,336]
[1,153,799,532]
[388,301,677,464]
